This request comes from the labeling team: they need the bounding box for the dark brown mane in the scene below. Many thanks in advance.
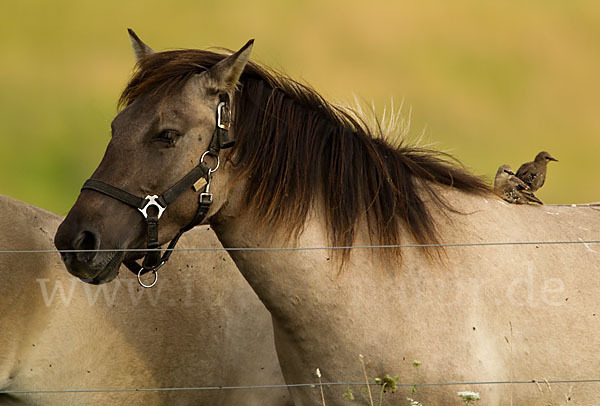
[120,49,491,258]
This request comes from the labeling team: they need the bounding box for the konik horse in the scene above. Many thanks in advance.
[0,195,291,405]
[55,31,600,405]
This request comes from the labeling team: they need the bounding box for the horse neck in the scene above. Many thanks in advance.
[207,180,491,305]
[210,182,330,307]
[209,175,400,328]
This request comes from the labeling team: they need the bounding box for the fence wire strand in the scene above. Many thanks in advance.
[3,378,600,395]
[1,239,599,255]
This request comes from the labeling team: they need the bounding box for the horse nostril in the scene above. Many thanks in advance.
[73,230,100,264]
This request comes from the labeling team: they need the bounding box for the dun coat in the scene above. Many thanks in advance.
[0,195,291,406]
[54,32,600,405]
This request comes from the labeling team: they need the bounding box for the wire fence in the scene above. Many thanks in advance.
[2,227,599,397]
[3,378,600,395]
[1,239,599,255]
[4,378,600,396]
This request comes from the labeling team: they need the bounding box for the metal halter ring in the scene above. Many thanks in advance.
[137,261,165,288]
[200,151,220,173]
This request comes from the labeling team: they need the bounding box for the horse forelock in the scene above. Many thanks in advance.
[118,48,492,260]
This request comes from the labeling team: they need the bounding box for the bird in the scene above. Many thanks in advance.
[515,151,558,192]
[494,164,544,205]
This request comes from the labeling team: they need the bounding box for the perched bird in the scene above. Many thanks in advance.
[515,151,558,192]
[494,164,544,205]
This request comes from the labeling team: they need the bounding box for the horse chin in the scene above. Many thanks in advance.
[78,251,124,285]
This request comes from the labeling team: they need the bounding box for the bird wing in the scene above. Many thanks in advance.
[515,162,537,186]
[509,175,530,190]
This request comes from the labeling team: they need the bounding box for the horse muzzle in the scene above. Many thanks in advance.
[54,226,123,284]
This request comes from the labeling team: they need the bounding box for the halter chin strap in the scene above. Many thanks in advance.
[81,93,233,288]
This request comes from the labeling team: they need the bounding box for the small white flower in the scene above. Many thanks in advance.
[316,368,321,378]
[457,391,480,401]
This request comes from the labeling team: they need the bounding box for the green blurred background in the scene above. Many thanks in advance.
[1,0,599,215]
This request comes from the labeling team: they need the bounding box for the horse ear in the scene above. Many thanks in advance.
[207,39,254,91]
[127,28,155,61]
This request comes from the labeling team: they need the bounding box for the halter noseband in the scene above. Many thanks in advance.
[81,93,233,288]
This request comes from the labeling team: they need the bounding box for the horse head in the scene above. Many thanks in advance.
[54,31,252,284]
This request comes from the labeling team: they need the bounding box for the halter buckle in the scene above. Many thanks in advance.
[138,195,166,219]
[200,192,213,203]
[217,101,230,130]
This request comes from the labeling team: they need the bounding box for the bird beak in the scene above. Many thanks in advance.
[549,157,558,162]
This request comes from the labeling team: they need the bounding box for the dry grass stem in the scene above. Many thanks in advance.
[359,354,374,406]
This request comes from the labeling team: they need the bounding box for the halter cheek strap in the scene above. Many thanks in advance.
[81,93,233,288]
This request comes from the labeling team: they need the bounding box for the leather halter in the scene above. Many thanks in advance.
[81,93,233,287]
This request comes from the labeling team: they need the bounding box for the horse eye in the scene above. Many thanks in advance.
[155,130,180,145]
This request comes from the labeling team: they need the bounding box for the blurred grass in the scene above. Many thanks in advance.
[1,0,599,214]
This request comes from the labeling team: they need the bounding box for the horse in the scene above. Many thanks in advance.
[54,31,600,405]
[0,195,292,405]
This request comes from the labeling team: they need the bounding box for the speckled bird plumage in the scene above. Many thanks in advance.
[494,164,543,205]
[515,151,558,192]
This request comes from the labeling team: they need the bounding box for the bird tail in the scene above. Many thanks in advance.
[523,190,543,205]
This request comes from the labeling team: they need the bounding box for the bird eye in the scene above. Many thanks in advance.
[155,130,180,145]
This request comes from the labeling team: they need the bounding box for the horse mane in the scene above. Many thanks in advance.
[120,48,492,260]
